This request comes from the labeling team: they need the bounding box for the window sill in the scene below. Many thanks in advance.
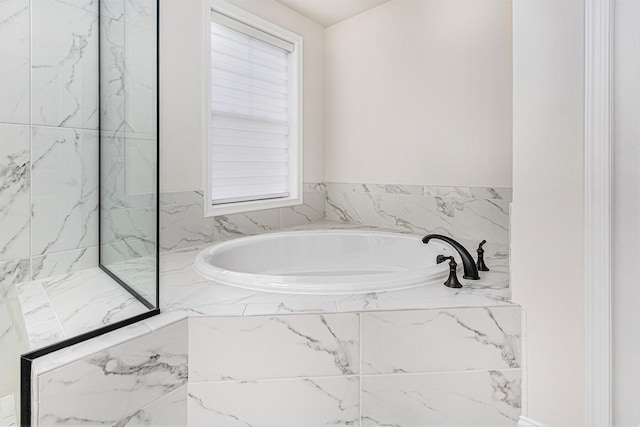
[204,195,303,217]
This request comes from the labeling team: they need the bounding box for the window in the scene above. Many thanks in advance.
[204,0,303,216]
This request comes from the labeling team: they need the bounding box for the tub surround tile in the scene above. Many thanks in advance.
[189,313,359,381]
[361,370,521,426]
[37,320,187,426]
[424,186,474,199]
[280,191,325,227]
[243,300,338,316]
[377,193,454,236]
[326,187,380,225]
[115,383,187,427]
[0,124,30,263]
[31,127,98,255]
[187,377,360,427]
[454,198,510,244]
[0,0,30,124]
[160,198,215,252]
[470,187,513,201]
[361,307,521,374]
[213,208,281,241]
[31,0,98,129]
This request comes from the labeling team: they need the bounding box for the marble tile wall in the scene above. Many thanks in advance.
[0,0,100,290]
[187,306,521,426]
[326,182,512,245]
[160,183,326,252]
[35,319,187,426]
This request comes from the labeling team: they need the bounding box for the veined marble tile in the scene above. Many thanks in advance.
[16,281,57,326]
[0,0,29,124]
[303,182,326,192]
[99,0,125,133]
[377,194,454,236]
[361,306,520,374]
[188,376,359,427]
[24,319,64,351]
[0,259,30,297]
[471,187,513,202]
[124,0,156,31]
[160,198,214,252]
[213,208,280,241]
[384,184,424,195]
[31,127,98,255]
[454,199,510,245]
[361,370,521,426]
[38,320,187,425]
[124,133,156,194]
[424,186,474,199]
[32,0,98,129]
[0,124,30,262]
[30,246,98,280]
[39,269,147,337]
[123,23,156,135]
[115,383,187,427]
[189,313,359,381]
[243,300,338,316]
[280,191,325,227]
[326,188,380,225]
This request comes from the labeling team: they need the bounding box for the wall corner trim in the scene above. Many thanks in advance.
[584,0,613,425]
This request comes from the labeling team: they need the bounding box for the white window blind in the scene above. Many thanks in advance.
[210,11,293,205]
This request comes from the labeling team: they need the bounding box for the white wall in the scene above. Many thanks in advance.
[324,0,512,187]
[160,0,326,192]
[511,0,585,425]
[613,1,640,424]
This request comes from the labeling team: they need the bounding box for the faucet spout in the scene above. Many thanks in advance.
[422,234,480,280]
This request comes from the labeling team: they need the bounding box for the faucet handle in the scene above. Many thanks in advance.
[476,240,490,271]
[436,255,463,288]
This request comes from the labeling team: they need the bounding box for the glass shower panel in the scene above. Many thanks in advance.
[99,0,158,308]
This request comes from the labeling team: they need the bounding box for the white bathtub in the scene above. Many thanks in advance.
[193,230,460,294]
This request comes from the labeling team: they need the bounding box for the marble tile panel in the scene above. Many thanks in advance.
[189,313,359,381]
[243,300,338,316]
[303,182,326,192]
[30,246,98,281]
[454,198,510,244]
[15,281,56,326]
[0,0,30,124]
[38,320,187,425]
[123,133,156,194]
[31,0,98,129]
[25,319,64,351]
[124,0,156,31]
[361,370,521,426]
[213,208,280,241]
[361,306,521,374]
[99,0,125,133]
[32,320,152,375]
[470,187,513,202]
[280,191,325,227]
[123,23,156,134]
[0,259,30,298]
[424,186,474,199]
[115,384,187,427]
[377,194,454,236]
[0,124,30,262]
[160,198,214,252]
[40,269,148,337]
[326,188,380,225]
[384,184,424,195]
[31,127,98,255]
[188,376,360,427]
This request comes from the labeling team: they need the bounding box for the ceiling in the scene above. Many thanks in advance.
[275,0,392,27]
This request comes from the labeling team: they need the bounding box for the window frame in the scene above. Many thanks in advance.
[203,0,304,217]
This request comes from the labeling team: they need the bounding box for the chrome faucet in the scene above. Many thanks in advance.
[422,234,480,280]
